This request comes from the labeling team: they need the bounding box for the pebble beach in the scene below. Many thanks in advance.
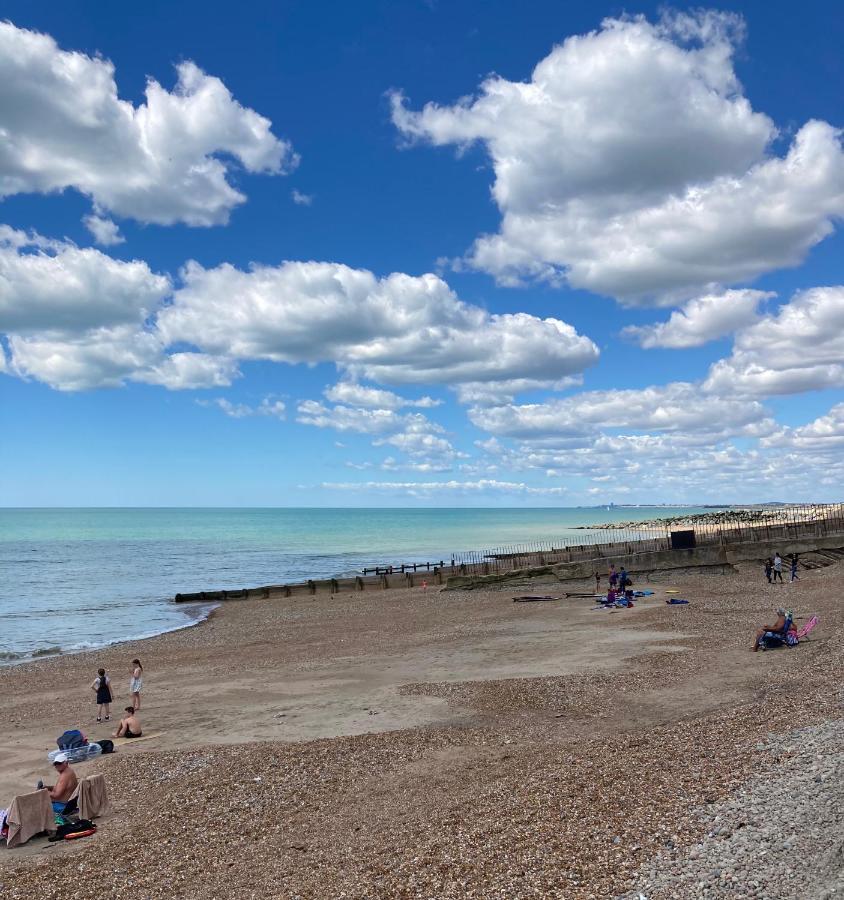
[0,559,841,898]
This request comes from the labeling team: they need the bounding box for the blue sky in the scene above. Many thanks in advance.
[1,0,843,506]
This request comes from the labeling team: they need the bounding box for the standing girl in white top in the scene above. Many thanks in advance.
[130,658,144,710]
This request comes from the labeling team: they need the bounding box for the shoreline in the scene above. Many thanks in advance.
[0,601,218,669]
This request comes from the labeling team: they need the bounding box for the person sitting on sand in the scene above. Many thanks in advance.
[114,706,142,738]
[752,607,788,652]
[38,753,78,814]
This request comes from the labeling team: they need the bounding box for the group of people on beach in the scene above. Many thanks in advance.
[34,660,145,818]
[596,564,631,593]
[764,553,799,584]
[89,658,144,738]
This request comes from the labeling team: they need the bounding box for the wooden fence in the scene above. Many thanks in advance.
[174,503,844,603]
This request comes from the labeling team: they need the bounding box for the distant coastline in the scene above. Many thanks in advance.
[579,503,836,530]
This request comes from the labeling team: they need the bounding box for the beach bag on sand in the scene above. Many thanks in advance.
[57,729,87,751]
[98,739,114,754]
[49,820,96,842]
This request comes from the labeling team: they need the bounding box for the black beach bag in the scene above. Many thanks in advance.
[98,739,114,754]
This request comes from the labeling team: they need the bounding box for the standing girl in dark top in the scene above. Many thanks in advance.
[91,667,113,723]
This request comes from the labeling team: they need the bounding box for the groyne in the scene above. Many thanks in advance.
[173,506,844,602]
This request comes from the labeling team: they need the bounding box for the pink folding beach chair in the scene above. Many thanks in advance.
[795,615,819,640]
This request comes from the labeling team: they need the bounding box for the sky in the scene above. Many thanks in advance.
[1,0,843,507]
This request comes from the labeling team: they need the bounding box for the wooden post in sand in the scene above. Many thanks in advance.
[380,575,389,590]
[355,576,364,592]
[406,572,413,587]
[308,580,316,595]
[330,579,338,594]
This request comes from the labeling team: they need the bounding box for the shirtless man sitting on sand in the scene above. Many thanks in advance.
[114,706,142,738]
[753,607,788,651]
[39,754,79,814]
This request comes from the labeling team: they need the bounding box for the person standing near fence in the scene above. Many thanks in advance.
[764,558,773,583]
[790,554,799,581]
[772,553,784,583]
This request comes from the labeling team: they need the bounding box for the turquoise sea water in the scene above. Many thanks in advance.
[0,506,716,661]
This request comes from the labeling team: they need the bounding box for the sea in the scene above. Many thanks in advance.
[0,506,718,663]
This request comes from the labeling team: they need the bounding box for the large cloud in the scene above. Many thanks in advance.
[158,260,599,393]
[0,22,296,226]
[0,226,598,393]
[392,11,844,303]
[705,287,844,395]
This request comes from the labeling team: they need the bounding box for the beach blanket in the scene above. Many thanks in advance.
[513,595,561,602]
[633,590,654,597]
[665,598,689,605]
[6,790,55,847]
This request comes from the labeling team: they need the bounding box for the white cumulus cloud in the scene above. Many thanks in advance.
[705,286,844,395]
[0,225,597,395]
[0,226,169,334]
[324,381,440,410]
[623,289,772,348]
[83,213,125,247]
[0,22,296,227]
[470,383,769,440]
[296,401,441,436]
[392,11,844,303]
[203,397,287,419]
[158,261,598,393]
[762,403,844,449]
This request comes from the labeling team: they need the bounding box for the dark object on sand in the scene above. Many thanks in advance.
[48,820,96,842]
[513,595,561,602]
[565,592,598,598]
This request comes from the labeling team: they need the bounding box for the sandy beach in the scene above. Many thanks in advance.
[0,560,841,898]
